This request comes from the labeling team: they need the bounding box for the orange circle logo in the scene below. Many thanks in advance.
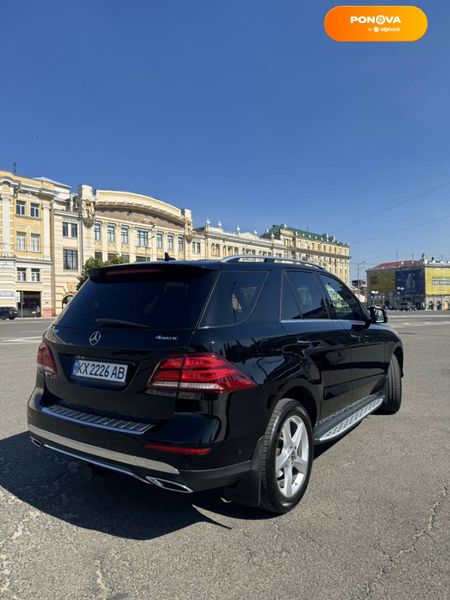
[324,5,428,42]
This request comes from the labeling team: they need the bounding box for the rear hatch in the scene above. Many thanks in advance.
[42,263,217,421]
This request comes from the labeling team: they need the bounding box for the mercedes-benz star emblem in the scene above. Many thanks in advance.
[89,331,101,346]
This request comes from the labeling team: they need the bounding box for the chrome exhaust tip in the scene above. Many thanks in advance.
[145,476,193,493]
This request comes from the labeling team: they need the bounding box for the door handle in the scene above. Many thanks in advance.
[350,334,362,341]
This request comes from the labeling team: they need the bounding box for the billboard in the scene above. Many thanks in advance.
[425,268,450,296]
[367,269,396,293]
[395,269,425,296]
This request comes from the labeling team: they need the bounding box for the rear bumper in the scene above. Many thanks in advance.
[28,424,251,492]
[27,393,253,493]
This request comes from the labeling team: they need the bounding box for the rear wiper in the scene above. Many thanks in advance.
[95,318,149,329]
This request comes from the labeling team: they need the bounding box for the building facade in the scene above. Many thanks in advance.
[53,184,195,311]
[367,260,450,309]
[261,225,350,283]
[0,172,68,316]
[0,170,351,316]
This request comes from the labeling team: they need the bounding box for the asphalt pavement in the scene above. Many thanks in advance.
[0,314,448,599]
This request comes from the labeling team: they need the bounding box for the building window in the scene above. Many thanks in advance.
[16,232,26,251]
[137,229,149,247]
[156,232,163,249]
[178,236,184,251]
[63,222,78,238]
[192,242,201,254]
[121,226,129,245]
[16,201,26,216]
[31,234,40,252]
[135,255,146,262]
[63,249,78,270]
[94,221,101,241]
[107,224,115,243]
[121,253,130,262]
[167,234,174,251]
[94,252,103,261]
[17,267,26,282]
[31,203,40,218]
[107,253,117,261]
[31,268,40,282]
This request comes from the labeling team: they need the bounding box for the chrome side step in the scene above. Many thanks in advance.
[316,396,384,443]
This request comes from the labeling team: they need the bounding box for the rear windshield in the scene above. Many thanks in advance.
[56,268,216,330]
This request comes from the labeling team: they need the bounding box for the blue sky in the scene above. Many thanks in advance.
[1,0,449,277]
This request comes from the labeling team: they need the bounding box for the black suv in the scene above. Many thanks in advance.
[0,306,18,320]
[28,257,403,513]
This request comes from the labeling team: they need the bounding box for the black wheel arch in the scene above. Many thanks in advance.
[392,344,404,376]
[271,382,319,428]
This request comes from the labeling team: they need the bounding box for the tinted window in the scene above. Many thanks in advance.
[284,271,328,319]
[57,267,215,330]
[281,274,302,320]
[201,271,267,327]
[321,275,363,321]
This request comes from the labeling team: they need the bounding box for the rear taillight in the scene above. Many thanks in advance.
[37,342,57,378]
[147,353,256,393]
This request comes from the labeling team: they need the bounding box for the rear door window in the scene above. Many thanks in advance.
[200,271,268,327]
[282,271,329,319]
[56,267,216,330]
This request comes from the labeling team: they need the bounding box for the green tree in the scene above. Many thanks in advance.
[77,255,128,289]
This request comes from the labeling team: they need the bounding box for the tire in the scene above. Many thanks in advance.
[259,399,313,514]
[378,354,402,415]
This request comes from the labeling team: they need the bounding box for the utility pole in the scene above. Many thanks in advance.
[356,260,366,285]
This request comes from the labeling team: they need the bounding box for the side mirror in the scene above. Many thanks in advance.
[369,305,388,324]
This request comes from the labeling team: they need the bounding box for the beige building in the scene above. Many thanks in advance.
[0,171,67,317]
[191,224,350,286]
[53,184,194,310]
[0,170,350,316]
[261,225,350,283]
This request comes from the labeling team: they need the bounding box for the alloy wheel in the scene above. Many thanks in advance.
[275,415,309,498]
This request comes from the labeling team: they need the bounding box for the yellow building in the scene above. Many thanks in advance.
[0,172,64,316]
[367,260,450,309]
[0,170,352,316]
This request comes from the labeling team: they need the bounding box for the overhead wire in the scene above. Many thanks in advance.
[350,213,450,245]
[331,180,450,235]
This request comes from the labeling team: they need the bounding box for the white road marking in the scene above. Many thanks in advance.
[1,336,42,344]
[394,321,450,328]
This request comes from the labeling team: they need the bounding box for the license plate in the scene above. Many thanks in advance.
[72,359,128,384]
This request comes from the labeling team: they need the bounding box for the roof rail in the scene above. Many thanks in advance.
[221,255,325,270]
